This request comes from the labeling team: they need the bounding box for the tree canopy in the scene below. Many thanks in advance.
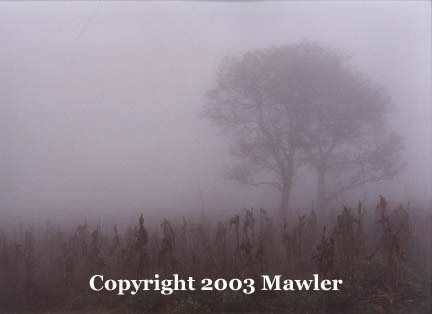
[204,42,403,217]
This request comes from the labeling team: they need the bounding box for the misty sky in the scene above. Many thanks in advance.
[0,2,431,221]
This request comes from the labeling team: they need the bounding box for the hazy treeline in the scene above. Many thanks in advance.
[0,196,430,314]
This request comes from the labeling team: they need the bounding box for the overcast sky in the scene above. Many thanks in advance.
[0,1,430,221]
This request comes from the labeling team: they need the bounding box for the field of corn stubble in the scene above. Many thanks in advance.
[0,195,431,314]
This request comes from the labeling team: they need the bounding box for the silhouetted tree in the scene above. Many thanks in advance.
[204,44,311,217]
[294,45,403,212]
[204,42,403,217]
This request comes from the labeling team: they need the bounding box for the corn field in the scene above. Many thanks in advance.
[0,195,430,314]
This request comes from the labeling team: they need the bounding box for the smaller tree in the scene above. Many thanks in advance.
[295,45,404,212]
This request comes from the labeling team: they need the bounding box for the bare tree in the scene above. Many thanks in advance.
[294,45,404,212]
[203,44,312,217]
[204,42,403,217]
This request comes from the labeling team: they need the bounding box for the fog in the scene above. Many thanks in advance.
[0,2,430,223]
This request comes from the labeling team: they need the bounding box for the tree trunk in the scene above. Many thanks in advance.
[316,167,327,220]
[280,177,292,220]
